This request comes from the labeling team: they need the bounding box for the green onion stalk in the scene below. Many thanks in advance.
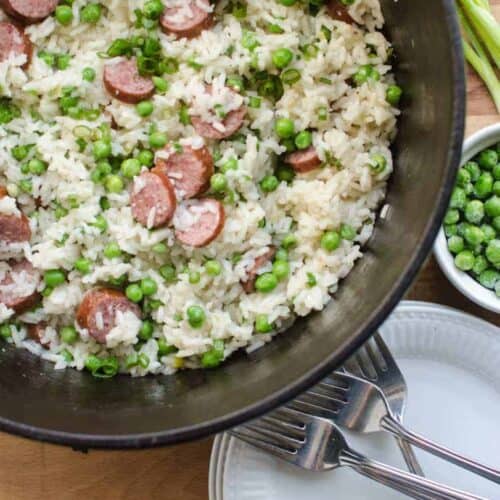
[457,0,500,112]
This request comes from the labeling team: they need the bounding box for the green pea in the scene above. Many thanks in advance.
[74,258,92,274]
[81,3,102,23]
[126,284,143,303]
[28,158,47,175]
[447,235,464,254]
[386,85,402,106]
[272,260,289,280]
[136,100,154,117]
[143,0,164,18]
[104,174,123,193]
[189,270,201,284]
[278,0,296,5]
[275,248,288,261]
[294,131,312,150]
[486,239,500,267]
[340,224,356,241]
[493,216,500,231]
[307,272,317,287]
[60,326,78,344]
[255,314,273,333]
[152,76,168,94]
[321,231,341,251]
[205,260,222,276]
[11,145,30,161]
[478,149,498,170]
[55,5,73,25]
[158,338,177,356]
[152,242,167,254]
[472,255,489,275]
[479,269,499,289]
[160,264,176,282]
[474,172,494,199]
[464,225,484,246]
[485,196,500,217]
[44,269,66,287]
[0,324,12,339]
[255,273,278,293]
[92,140,111,160]
[444,224,458,237]
[260,175,279,192]
[82,67,96,82]
[282,233,297,249]
[353,65,379,86]
[454,250,475,271]
[121,158,141,178]
[272,48,293,69]
[464,161,481,181]
[103,242,122,259]
[149,131,167,149]
[275,118,295,139]
[444,209,460,225]
[276,163,295,183]
[210,173,227,192]
[221,157,238,172]
[201,347,223,368]
[249,96,261,108]
[464,200,484,224]
[281,68,301,85]
[450,187,467,209]
[138,150,154,167]
[187,305,205,328]
[140,277,157,296]
[456,168,471,187]
[493,163,500,180]
[494,181,500,196]
[19,179,32,193]
[481,224,496,243]
[138,320,154,340]
[92,214,108,232]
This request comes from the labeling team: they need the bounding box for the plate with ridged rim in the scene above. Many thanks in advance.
[208,301,500,500]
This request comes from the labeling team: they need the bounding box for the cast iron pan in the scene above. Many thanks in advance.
[0,0,465,449]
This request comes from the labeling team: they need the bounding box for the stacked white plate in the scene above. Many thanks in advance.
[209,301,500,500]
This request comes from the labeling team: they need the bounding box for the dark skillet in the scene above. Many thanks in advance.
[0,0,465,449]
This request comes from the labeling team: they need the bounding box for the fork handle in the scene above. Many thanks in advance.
[395,435,425,477]
[381,415,500,484]
[339,448,484,500]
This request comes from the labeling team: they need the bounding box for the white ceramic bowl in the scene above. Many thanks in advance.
[434,122,500,313]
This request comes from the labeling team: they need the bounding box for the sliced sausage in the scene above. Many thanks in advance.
[326,0,355,24]
[103,58,155,104]
[192,106,247,140]
[0,259,40,313]
[0,187,31,245]
[131,170,176,228]
[0,0,58,24]
[174,198,225,247]
[76,288,141,344]
[160,0,213,39]
[241,247,276,293]
[154,145,214,199]
[27,322,49,348]
[285,146,322,173]
[0,22,32,67]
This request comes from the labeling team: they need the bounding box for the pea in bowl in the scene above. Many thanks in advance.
[434,122,500,314]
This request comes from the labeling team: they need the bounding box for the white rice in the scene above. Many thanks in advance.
[0,0,399,376]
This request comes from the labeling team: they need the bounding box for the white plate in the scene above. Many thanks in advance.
[209,301,500,500]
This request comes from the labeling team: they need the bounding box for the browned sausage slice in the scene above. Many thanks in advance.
[174,198,225,247]
[76,288,141,344]
[241,247,276,293]
[154,145,214,199]
[160,0,213,39]
[27,322,49,348]
[0,0,58,24]
[0,187,31,245]
[0,259,40,313]
[192,106,247,140]
[285,146,322,173]
[0,22,32,67]
[131,170,176,228]
[103,58,155,104]
[326,0,355,24]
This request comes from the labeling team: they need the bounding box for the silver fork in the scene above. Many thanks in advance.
[231,407,482,500]
[345,332,424,476]
[292,371,500,485]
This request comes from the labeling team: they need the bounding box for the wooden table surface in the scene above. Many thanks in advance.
[2,12,500,500]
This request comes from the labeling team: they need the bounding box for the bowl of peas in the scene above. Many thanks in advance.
[435,122,500,313]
